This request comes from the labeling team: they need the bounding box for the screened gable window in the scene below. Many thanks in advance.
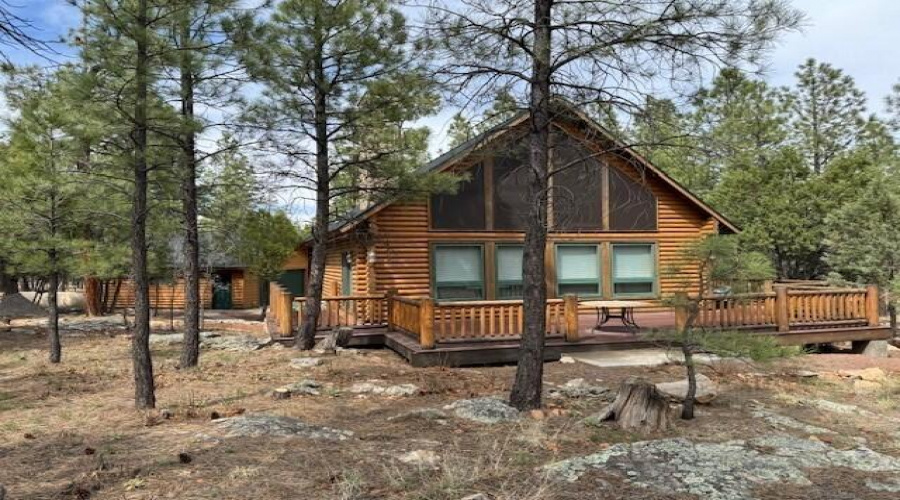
[493,141,531,231]
[430,163,486,230]
[433,245,484,300]
[552,136,603,231]
[612,244,656,296]
[496,245,524,299]
[609,166,657,231]
[556,244,600,296]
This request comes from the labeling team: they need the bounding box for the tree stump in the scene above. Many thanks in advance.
[313,327,353,353]
[594,377,671,432]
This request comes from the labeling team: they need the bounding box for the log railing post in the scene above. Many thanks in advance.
[281,289,292,337]
[563,294,579,342]
[775,285,790,333]
[385,289,397,331]
[866,284,880,326]
[674,291,689,333]
[419,297,435,349]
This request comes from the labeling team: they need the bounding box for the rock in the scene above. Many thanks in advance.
[443,397,520,424]
[750,405,834,435]
[313,327,353,353]
[201,333,265,352]
[336,347,365,356]
[460,494,490,500]
[274,380,323,398]
[838,367,887,382]
[866,477,900,493]
[347,381,419,397]
[806,399,874,417]
[290,357,324,369]
[545,434,900,500]
[559,356,576,364]
[793,370,819,378]
[387,408,449,423]
[852,340,889,358]
[215,415,352,440]
[383,384,420,397]
[655,373,717,404]
[549,378,610,399]
[397,449,441,467]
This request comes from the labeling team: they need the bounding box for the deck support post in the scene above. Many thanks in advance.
[866,284,880,326]
[385,289,397,332]
[419,297,435,349]
[564,294,579,342]
[280,288,292,337]
[775,285,790,333]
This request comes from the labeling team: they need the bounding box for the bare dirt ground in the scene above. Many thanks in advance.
[1,317,900,500]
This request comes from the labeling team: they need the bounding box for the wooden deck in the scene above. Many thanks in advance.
[277,309,891,367]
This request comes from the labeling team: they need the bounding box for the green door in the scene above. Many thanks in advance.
[278,269,306,297]
[212,273,233,309]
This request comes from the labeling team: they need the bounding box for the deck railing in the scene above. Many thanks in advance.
[430,298,570,343]
[694,285,879,332]
[295,294,388,330]
[268,282,295,337]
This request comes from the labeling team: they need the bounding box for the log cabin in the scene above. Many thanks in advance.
[308,104,736,303]
[273,104,889,365]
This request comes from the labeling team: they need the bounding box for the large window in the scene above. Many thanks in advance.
[612,244,656,296]
[555,244,601,296]
[609,166,657,231]
[495,244,524,299]
[433,245,484,300]
[430,164,486,230]
[493,143,531,231]
[552,136,603,230]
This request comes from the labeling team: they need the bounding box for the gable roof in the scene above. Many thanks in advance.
[328,103,738,236]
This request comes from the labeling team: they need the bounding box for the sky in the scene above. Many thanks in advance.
[3,0,899,218]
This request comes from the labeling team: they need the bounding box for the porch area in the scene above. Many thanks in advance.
[268,283,892,367]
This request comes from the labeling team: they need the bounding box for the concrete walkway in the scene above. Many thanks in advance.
[567,348,721,368]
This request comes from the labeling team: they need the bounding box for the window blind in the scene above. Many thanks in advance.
[434,246,482,283]
[557,245,599,281]
[496,246,523,282]
[613,245,653,279]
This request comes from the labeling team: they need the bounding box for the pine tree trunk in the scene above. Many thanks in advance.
[297,40,330,351]
[48,270,61,364]
[0,261,17,295]
[889,303,897,337]
[681,345,697,420]
[178,16,201,369]
[509,0,552,411]
[131,0,156,409]
[84,277,102,316]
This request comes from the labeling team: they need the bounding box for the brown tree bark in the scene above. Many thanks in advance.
[509,0,552,411]
[595,377,671,432]
[47,270,61,363]
[83,277,102,316]
[681,346,697,420]
[131,0,156,409]
[178,15,201,369]
[297,35,330,351]
[0,260,18,295]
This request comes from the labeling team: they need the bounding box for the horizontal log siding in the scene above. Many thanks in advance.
[112,278,213,309]
[231,271,261,309]
[369,154,716,302]
[322,240,369,298]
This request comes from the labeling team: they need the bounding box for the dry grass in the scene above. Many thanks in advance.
[1,323,900,499]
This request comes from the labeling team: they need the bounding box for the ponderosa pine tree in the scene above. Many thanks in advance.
[74,0,180,408]
[789,58,868,174]
[233,0,446,350]
[426,0,802,410]
[0,69,84,363]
